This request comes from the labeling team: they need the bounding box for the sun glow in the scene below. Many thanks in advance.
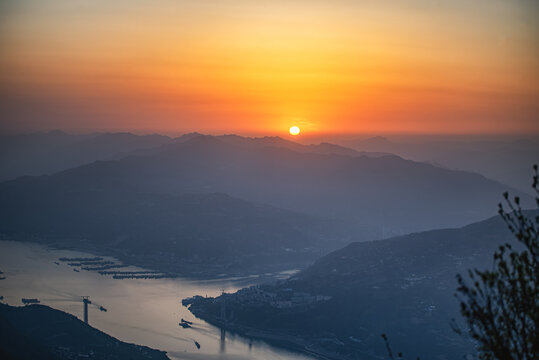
[289,126,300,136]
[0,1,537,134]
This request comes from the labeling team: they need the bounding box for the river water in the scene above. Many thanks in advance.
[0,240,314,360]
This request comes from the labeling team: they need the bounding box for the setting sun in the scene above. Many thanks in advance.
[0,1,538,359]
[289,126,300,136]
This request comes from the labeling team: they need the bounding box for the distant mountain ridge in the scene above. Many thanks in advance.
[344,135,539,194]
[0,131,382,182]
[20,134,530,234]
[1,133,530,239]
[1,131,532,277]
[207,134,387,157]
[0,131,173,181]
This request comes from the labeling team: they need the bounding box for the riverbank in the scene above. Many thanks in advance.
[184,297,341,360]
[2,236,317,280]
[0,240,317,360]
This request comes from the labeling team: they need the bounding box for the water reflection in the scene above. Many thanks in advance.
[0,241,313,360]
[221,328,226,353]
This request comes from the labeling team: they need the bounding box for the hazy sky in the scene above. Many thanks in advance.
[1,0,538,135]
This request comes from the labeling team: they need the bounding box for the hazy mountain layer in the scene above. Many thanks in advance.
[344,135,539,194]
[0,131,380,182]
[10,134,525,237]
[0,182,332,276]
[0,131,173,182]
[1,132,530,277]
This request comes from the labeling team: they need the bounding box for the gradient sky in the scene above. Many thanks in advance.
[1,0,538,135]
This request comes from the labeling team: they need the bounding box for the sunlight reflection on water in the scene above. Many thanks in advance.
[0,240,311,360]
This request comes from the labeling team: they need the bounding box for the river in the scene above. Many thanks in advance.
[0,240,315,360]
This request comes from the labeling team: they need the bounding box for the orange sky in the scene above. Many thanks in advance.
[1,0,538,135]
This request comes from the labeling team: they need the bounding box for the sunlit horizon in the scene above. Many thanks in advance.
[0,2,537,358]
[1,0,538,135]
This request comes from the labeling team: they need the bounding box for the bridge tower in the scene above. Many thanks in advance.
[82,296,91,324]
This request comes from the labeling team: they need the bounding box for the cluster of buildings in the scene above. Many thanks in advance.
[232,285,331,309]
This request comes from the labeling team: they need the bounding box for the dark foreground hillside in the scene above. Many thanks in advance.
[0,303,168,360]
[185,213,535,360]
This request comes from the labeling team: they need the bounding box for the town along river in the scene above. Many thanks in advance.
[0,240,314,360]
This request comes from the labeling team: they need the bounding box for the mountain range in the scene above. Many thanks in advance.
[0,131,383,182]
[343,135,539,194]
[0,131,531,276]
[0,131,173,182]
[8,134,527,233]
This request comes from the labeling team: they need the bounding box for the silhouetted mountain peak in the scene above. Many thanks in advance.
[361,135,391,145]
[46,129,69,136]
[176,133,228,148]
[219,134,298,148]
[308,142,359,156]
[178,131,204,137]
